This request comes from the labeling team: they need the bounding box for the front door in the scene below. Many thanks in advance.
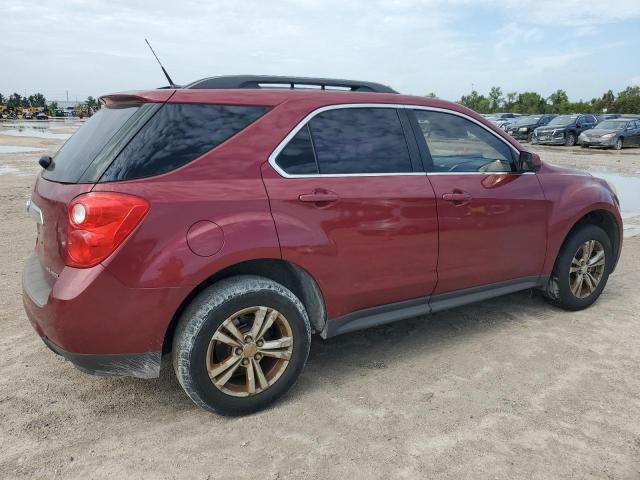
[262,106,439,319]
[410,108,548,294]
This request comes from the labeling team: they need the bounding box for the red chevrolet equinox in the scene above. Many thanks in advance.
[23,76,623,415]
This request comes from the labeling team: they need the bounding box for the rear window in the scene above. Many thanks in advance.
[42,102,268,183]
[42,106,141,183]
[101,104,268,182]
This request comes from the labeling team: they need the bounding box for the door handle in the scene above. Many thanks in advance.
[298,191,339,204]
[442,191,472,205]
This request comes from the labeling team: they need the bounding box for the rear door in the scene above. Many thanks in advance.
[409,108,548,294]
[262,106,439,320]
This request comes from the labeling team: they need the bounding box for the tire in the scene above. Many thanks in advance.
[527,132,534,143]
[565,132,576,146]
[581,144,589,149]
[613,137,623,150]
[173,275,311,415]
[544,224,612,311]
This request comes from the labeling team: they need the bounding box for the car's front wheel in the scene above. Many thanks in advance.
[565,132,576,146]
[544,224,612,311]
[613,137,623,150]
[173,275,311,415]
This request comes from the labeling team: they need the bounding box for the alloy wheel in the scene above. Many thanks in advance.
[569,240,606,299]
[614,138,623,150]
[206,306,293,397]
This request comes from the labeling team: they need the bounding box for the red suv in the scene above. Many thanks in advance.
[23,76,622,415]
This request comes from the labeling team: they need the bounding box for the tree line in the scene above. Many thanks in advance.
[0,92,101,115]
[451,85,640,115]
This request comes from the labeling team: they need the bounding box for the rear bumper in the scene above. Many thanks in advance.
[42,336,161,378]
[22,253,189,378]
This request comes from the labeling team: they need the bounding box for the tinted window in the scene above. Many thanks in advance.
[308,108,412,174]
[101,104,268,181]
[275,125,318,174]
[413,110,515,173]
[43,106,140,183]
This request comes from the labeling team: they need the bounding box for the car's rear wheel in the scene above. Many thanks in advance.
[173,275,311,415]
[544,224,612,311]
[614,137,623,150]
[565,132,576,146]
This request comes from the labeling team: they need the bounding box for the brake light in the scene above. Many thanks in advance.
[66,192,149,268]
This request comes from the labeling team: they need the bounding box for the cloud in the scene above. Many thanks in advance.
[487,0,640,26]
[0,0,638,101]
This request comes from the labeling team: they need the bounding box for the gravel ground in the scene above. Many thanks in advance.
[1,120,640,479]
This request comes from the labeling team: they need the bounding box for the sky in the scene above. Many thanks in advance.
[1,0,639,103]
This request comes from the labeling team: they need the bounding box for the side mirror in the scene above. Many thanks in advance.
[518,151,541,172]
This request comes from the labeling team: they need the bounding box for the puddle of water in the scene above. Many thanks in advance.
[592,173,640,238]
[0,165,20,175]
[0,146,46,153]
[592,173,640,214]
[0,128,71,140]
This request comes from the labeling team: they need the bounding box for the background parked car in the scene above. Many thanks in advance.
[506,114,556,142]
[486,113,519,130]
[532,114,598,146]
[596,114,621,122]
[579,118,640,150]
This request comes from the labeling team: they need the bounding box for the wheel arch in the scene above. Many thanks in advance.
[162,259,327,354]
[554,209,621,273]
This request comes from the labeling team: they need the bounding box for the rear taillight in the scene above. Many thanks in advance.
[66,192,149,268]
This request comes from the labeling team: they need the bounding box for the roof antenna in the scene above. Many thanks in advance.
[145,38,178,88]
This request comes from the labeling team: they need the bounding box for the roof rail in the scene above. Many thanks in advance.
[184,75,398,94]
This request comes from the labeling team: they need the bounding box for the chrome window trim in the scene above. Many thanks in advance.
[268,103,523,179]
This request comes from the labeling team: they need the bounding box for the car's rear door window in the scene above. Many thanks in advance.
[275,125,318,175]
[412,110,515,173]
[101,104,268,182]
[273,107,413,175]
[309,108,412,174]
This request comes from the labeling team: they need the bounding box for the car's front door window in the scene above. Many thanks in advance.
[412,110,515,173]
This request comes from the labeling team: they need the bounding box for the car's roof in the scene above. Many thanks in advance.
[102,87,464,111]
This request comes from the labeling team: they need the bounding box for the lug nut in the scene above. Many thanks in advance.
[256,340,264,347]
[234,347,243,356]
[244,335,252,343]
[255,354,262,361]
[242,358,249,366]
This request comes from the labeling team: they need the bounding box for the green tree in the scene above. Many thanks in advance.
[84,96,100,115]
[27,93,46,108]
[488,86,503,112]
[7,92,22,109]
[0,93,6,105]
[547,89,569,113]
[504,92,518,111]
[459,90,490,113]
[513,91,547,114]
[614,86,640,114]
[47,101,59,116]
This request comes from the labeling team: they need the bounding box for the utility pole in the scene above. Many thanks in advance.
[66,90,69,102]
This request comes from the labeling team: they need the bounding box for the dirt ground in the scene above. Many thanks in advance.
[1,120,640,479]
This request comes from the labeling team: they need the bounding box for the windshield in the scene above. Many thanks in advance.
[547,115,577,127]
[596,120,629,130]
[513,116,541,125]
